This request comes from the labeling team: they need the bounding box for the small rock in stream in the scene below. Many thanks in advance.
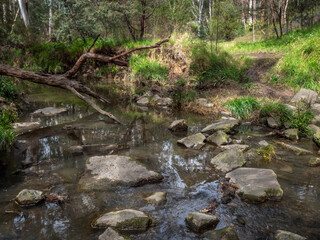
[144,192,167,206]
[177,133,206,149]
[275,230,306,240]
[168,119,188,132]
[98,228,128,240]
[258,140,269,147]
[202,226,239,240]
[13,122,41,134]
[201,118,240,135]
[210,148,246,173]
[185,212,219,233]
[276,141,312,155]
[267,117,280,129]
[220,144,249,152]
[15,189,44,206]
[92,209,151,233]
[206,131,229,146]
[283,129,299,141]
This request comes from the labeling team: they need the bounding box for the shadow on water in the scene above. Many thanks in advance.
[0,94,319,240]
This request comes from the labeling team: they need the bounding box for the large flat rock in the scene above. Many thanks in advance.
[275,230,306,240]
[207,131,229,146]
[226,168,283,203]
[32,107,67,116]
[92,209,151,233]
[13,122,41,134]
[78,155,163,191]
[210,148,246,173]
[185,212,219,233]
[201,119,239,134]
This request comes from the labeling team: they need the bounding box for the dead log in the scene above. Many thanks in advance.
[0,37,170,124]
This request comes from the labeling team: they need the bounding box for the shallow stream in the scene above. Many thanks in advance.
[0,91,319,240]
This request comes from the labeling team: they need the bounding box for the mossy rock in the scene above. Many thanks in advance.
[202,227,239,240]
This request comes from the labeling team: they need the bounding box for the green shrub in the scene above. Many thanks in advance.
[290,103,314,136]
[190,42,248,88]
[225,97,261,119]
[260,102,294,126]
[257,144,277,162]
[0,76,20,101]
[130,55,168,81]
[0,109,17,151]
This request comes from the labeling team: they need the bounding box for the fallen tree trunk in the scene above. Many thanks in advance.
[0,37,170,124]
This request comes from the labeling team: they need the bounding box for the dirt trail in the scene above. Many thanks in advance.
[239,52,294,101]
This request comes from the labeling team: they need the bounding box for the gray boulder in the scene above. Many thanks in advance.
[168,119,188,132]
[276,141,312,155]
[283,129,299,141]
[13,122,41,134]
[98,228,127,240]
[201,119,240,134]
[210,148,246,173]
[207,131,229,146]
[32,107,67,116]
[311,103,320,115]
[137,97,149,106]
[267,117,280,129]
[202,227,239,240]
[144,192,167,206]
[275,230,306,240]
[78,155,163,191]
[177,133,206,149]
[291,88,318,105]
[309,157,320,167]
[92,209,151,233]
[185,212,219,233]
[226,168,283,202]
[258,140,269,147]
[15,189,44,206]
[155,97,173,106]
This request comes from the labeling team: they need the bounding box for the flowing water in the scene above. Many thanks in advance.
[0,92,320,240]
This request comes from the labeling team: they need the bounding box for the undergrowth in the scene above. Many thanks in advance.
[225,96,261,119]
[0,109,17,151]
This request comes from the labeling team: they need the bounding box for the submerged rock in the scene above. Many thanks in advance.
[168,119,188,132]
[185,212,219,233]
[144,192,167,206]
[92,209,151,233]
[98,228,128,240]
[15,189,44,206]
[220,144,249,152]
[275,230,306,240]
[177,133,206,149]
[201,119,240,135]
[68,145,84,155]
[267,117,280,129]
[308,157,320,167]
[276,141,312,155]
[207,131,229,146]
[290,88,318,105]
[202,227,239,240]
[210,148,246,173]
[78,155,163,191]
[226,168,283,203]
[32,107,67,116]
[13,122,41,134]
[283,129,299,141]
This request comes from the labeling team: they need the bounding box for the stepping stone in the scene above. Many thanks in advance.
[92,209,151,233]
[185,212,219,233]
[201,119,240,134]
[168,119,188,132]
[210,148,246,173]
[202,227,239,240]
[15,189,44,206]
[226,168,283,203]
[177,133,206,149]
[144,192,167,206]
[32,107,67,116]
[207,131,229,146]
[78,155,163,191]
[275,230,306,240]
[283,129,299,141]
[220,144,249,152]
[98,228,127,240]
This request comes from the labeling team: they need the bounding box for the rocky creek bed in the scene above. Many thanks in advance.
[0,94,320,239]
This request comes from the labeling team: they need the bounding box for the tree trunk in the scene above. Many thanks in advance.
[49,0,53,36]
[252,0,256,42]
[139,0,146,40]
[18,0,29,27]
